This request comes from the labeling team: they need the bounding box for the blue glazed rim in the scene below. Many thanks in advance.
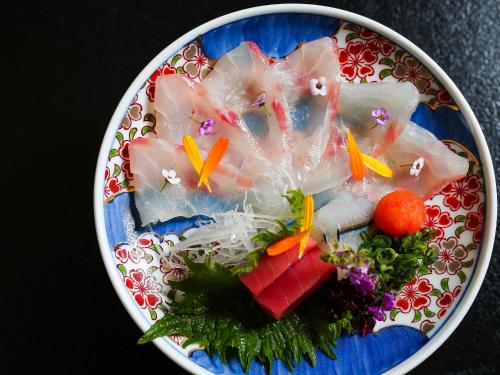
[94,5,497,375]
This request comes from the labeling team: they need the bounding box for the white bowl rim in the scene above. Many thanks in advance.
[94,4,497,375]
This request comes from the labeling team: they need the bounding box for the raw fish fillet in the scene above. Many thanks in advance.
[274,37,349,193]
[240,237,318,297]
[154,74,269,174]
[241,239,335,319]
[337,82,419,156]
[366,121,470,201]
[129,137,246,225]
[203,41,294,179]
[315,192,375,234]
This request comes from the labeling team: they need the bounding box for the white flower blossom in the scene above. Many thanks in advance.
[410,157,425,177]
[309,76,328,96]
[161,169,181,185]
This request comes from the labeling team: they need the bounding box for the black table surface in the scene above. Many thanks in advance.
[6,1,499,374]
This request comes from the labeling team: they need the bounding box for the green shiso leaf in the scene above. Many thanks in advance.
[138,257,349,374]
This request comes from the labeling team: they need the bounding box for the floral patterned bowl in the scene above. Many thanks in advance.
[94,4,496,375]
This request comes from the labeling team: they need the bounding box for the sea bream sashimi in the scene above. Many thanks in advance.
[366,120,470,201]
[337,82,419,157]
[202,41,294,179]
[273,37,349,194]
[154,74,274,177]
[129,137,250,225]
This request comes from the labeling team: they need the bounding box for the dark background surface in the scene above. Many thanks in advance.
[6,1,499,374]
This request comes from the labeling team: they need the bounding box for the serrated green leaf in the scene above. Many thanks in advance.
[379,58,395,67]
[112,164,121,177]
[171,54,182,66]
[440,278,450,292]
[129,127,137,140]
[379,69,393,80]
[455,226,466,237]
[108,149,119,159]
[117,264,127,277]
[458,270,467,283]
[116,132,124,146]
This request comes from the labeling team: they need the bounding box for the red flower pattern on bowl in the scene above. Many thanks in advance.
[441,175,481,211]
[121,160,133,181]
[436,286,462,318]
[124,269,162,309]
[105,167,120,195]
[339,41,377,80]
[395,277,433,313]
[359,28,396,56]
[465,203,485,244]
[146,63,176,102]
[425,205,452,239]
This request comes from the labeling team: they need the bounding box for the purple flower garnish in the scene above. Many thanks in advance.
[382,291,395,311]
[198,119,215,136]
[368,306,384,321]
[371,107,391,127]
[348,266,376,295]
[251,91,267,108]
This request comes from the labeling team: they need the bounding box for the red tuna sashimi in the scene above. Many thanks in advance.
[240,237,318,297]
[255,247,335,319]
[240,239,335,319]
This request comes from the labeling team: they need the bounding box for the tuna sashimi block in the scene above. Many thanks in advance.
[240,237,319,297]
[254,247,335,319]
[240,238,335,319]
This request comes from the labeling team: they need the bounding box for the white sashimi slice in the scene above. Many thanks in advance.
[154,74,271,175]
[203,41,293,178]
[314,192,375,235]
[337,82,419,156]
[274,37,348,193]
[366,121,469,201]
[129,137,250,225]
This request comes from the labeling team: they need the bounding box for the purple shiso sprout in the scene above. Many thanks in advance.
[368,306,384,321]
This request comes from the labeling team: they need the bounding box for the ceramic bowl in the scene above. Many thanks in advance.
[94,4,496,374]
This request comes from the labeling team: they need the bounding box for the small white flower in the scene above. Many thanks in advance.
[161,169,181,185]
[309,76,328,96]
[410,157,425,177]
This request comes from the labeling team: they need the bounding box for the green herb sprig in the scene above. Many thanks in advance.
[139,256,351,373]
[357,229,437,291]
[232,189,305,275]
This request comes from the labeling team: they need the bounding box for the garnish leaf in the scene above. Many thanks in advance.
[138,258,345,374]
